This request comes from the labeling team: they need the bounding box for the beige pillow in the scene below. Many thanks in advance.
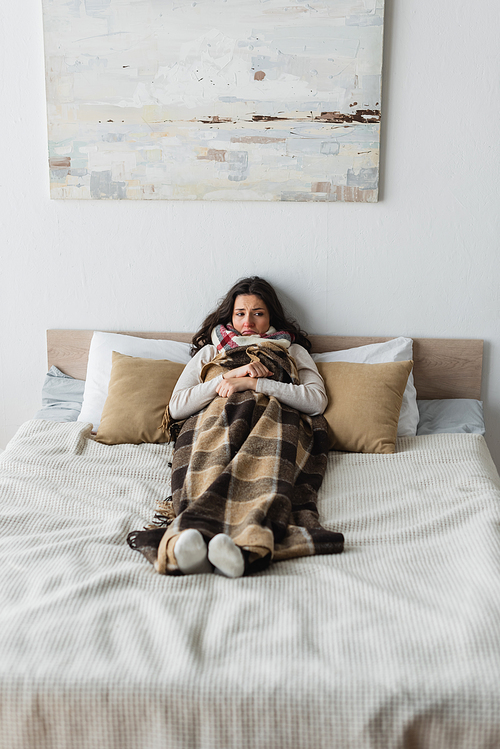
[316,360,414,454]
[95,351,185,445]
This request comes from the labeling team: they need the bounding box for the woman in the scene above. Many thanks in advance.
[169,277,328,424]
[128,277,344,577]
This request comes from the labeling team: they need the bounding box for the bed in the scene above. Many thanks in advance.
[1,330,499,749]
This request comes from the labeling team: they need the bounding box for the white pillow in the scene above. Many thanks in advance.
[78,332,191,431]
[312,337,419,436]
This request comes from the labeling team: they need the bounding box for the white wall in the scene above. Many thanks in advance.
[1,0,499,467]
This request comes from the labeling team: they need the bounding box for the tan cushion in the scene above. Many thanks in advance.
[95,351,185,445]
[316,360,413,454]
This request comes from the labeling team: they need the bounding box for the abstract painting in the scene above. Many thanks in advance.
[42,0,384,201]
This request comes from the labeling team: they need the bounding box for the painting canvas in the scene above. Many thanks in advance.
[42,0,384,202]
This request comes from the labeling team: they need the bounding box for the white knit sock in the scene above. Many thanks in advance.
[208,534,245,578]
[174,529,212,575]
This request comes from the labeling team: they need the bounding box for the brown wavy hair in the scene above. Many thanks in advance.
[191,276,312,355]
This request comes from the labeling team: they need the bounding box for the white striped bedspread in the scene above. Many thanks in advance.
[1,419,500,749]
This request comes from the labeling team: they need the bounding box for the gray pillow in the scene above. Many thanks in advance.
[416,399,485,436]
[34,366,85,422]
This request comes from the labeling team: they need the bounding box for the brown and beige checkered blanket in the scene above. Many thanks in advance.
[129,343,344,575]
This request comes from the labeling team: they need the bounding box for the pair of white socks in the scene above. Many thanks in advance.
[174,529,245,578]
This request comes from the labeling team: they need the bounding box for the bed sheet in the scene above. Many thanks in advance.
[1,420,500,749]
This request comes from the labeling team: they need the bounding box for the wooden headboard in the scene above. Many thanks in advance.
[47,330,484,401]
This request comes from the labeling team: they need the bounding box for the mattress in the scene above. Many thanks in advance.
[1,419,500,749]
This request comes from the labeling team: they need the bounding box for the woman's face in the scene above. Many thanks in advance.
[232,294,271,336]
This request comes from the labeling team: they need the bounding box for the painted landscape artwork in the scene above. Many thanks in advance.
[42,0,384,201]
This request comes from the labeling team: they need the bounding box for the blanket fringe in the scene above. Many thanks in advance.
[146,495,176,529]
[158,405,172,440]
[157,407,184,443]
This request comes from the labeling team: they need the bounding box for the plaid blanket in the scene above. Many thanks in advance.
[129,343,344,575]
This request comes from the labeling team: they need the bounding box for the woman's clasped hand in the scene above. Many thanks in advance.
[215,361,272,397]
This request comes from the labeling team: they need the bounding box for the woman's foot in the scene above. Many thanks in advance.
[174,529,212,575]
[208,534,245,578]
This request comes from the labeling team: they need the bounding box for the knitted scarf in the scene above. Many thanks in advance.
[211,324,294,352]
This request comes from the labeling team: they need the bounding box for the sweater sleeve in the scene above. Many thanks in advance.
[168,345,223,420]
[255,345,327,416]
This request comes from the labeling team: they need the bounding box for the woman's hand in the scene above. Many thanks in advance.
[216,377,258,398]
[223,362,272,380]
